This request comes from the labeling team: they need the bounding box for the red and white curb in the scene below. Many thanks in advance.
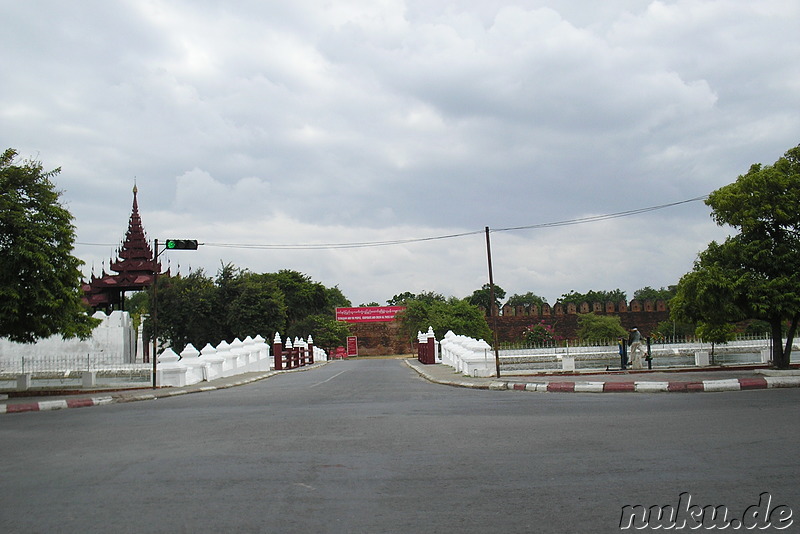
[0,396,114,414]
[0,364,328,415]
[491,376,800,393]
[405,361,800,393]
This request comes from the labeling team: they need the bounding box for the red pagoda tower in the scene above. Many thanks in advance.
[83,186,163,310]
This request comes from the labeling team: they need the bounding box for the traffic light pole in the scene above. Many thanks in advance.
[151,237,198,388]
[152,238,159,389]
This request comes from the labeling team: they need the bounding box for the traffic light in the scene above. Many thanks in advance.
[164,239,198,250]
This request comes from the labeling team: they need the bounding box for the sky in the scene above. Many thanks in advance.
[2,0,798,307]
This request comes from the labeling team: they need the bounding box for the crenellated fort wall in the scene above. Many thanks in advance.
[487,299,670,343]
[346,300,671,356]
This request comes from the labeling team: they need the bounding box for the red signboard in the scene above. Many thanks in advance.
[346,336,358,356]
[335,306,406,323]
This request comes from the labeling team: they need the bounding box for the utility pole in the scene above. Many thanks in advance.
[485,227,501,378]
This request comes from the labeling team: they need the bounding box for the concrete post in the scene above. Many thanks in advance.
[273,333,283,370]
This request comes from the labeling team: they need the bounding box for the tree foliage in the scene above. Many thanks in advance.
[397,297,492,343]
[505,292,547,309]
[0,148,99,342]
[148,265,347,350]
[671,144,800,368]
[576,313,627,343]
[634,286,676,302]
[558,289,627,305]
[387,291,446,306]
[466,283,505,311]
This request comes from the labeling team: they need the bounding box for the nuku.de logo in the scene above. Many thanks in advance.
[619,492,793,530]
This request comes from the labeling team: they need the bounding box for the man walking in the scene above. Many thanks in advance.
[628,327,645,370]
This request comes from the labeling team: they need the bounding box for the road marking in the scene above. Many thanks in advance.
[309,369,348,388]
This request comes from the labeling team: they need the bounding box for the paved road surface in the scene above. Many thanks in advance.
[1,359,798,533]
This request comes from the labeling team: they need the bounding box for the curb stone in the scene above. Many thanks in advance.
[405,360,800,394]
[1,362,329,415]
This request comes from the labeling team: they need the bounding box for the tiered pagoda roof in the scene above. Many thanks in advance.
[82,186,164,309]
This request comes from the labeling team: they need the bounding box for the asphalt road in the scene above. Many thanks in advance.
[1,359,798,533]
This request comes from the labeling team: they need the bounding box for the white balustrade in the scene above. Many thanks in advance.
[153,332,326,387]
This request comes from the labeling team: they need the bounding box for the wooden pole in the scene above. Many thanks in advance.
[485,227,501,378]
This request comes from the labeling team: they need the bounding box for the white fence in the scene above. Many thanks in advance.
[156,335,327,387]
[1,334,327,390]
[440,332,795,377]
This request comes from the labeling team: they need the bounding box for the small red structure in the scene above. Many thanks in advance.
[82,186,164,311]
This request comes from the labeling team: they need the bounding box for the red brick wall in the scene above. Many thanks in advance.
[341,300,670,355]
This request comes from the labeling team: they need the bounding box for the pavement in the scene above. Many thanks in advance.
[2,359,799,415]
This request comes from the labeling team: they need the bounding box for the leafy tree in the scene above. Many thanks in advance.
[225,272,287,341]
[398,297,492,343]
[695,321,736,359]
[265,269,328,328]
[152,269,219,349]
[576,313,627,343]
[289,314,351,351]
[326,286,351,310]
[653,319,696,339]
[522,320,560,345]
[148,263,347,350]
[467,283,505,312]
[634,286,676,302]
[0,148,99,342]
[671,144,800,368]
[558,289,626,305]
[387,292,416,305]
[506,292,547,310]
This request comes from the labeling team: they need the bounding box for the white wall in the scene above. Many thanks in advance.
[0,311,136,366]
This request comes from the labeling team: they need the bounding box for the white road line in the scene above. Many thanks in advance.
[309,369,348,388]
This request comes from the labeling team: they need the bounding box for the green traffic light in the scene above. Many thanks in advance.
[166,240,177,249]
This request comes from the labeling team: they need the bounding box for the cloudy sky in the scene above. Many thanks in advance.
[3,0,798,306]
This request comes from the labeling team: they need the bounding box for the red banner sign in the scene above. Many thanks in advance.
[335,306,406,323]
[346,336,358,356]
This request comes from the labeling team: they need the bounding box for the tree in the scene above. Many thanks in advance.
[0,148,98,343]
[289,314,351,351]
[467,283,505,312]
[506,292,547,310]
[224,272,287,341]
[671,144,800,369]
[634,286,676,302]
[558,289,626,305]
[522,320,560,346]
[397,297,492,343]
[576,313,627,343]
[152,269,220,349]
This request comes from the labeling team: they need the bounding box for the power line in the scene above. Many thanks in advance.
[75,195,708,250]
[492,195,708,234]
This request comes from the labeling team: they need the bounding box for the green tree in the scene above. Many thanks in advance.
[671,144,800,368]
[152,269,218,349]
[398,297,492,343]
[225,272,287,341]
[576,313,627,343]
[0,148,99,343]
[558,289,626,305]
[289,314,350,351]
[505,292,547,310]
[634,286,676,302]
[326,286,351,310]
[265,269,329,329]
[467,283,505,312]
[695,321,736,359]
[387,292,416,305]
